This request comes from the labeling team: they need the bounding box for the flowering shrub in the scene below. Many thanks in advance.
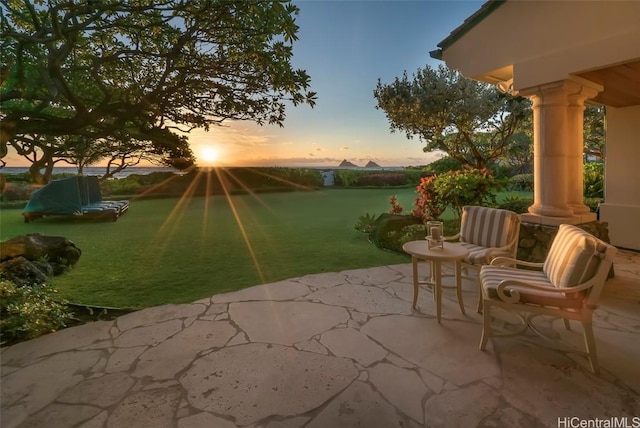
[388,195,403,214]
[411,175,447,221]
[433,168,499,218]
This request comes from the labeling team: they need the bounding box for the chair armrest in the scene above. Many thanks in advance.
[495,278,596,304]
[490,257,543,268]
[444,233,460,242]
[485,243,517,259]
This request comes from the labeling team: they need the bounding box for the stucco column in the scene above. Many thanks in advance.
[519,79,600,225]
[566,85,600,214]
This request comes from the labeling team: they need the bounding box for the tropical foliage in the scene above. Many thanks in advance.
[0,280,72,345]
[1,1,315,182]
[374,65,531,169]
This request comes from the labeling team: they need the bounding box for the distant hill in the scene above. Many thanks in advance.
[365,161,381,168]
[339,159,358,167]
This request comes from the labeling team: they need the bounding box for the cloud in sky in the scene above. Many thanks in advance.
[341,146,349,150]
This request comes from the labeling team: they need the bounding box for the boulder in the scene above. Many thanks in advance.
[1,233,81,265]
[0,256,49,287]
[0,234,81,286]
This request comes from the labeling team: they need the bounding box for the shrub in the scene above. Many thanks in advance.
[507,174,534,191]
[584,162,604,199]
[488,163,513,180]
[397,224,429,246]
[433,168,499,218]
[275,168,324,187]
[3,171,34,183]
[423,157,463,174]
[388,195,403,214]
[0,280,73,345]
[100,176,144,196]
[370,213,422,251]
[1,182,38,201]
[100,168,324,197]
[334,170,420,187]
[402,170,428,185]
[584,197,602,213]
[356,173,408,187]
[412,175,447,221]
[498,196,533,214]
[333,170,362,187]
[354,213,379,234]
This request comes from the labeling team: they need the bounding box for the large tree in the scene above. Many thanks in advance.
[374,65,530,169]
[0,0,316,180]
[583,105,605,161]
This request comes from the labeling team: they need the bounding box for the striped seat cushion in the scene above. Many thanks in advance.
[480,265,584,308]
[459,242,514,265]
[543,224,600,288]
[460,206,517,249]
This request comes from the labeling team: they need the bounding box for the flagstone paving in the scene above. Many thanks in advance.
[1,250,639,427]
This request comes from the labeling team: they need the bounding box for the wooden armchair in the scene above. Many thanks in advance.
[479,224,617,373]
[448,206,521,312]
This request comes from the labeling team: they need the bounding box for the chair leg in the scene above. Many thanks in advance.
[476,292,483,313]
[563,318,571,331]
[476,277,483,314]
[582,318,599,374]
[479,300,491,350]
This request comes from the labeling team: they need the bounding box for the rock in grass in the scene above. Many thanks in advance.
[0,234,82,285]
[1,233,81,265]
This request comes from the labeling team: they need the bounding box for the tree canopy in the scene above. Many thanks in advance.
[1,0,316,180]
[583,105,605,161]
[374,65,530,169]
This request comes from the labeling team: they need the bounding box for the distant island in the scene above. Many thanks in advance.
[338,159,359,167]
[338,159,382,168]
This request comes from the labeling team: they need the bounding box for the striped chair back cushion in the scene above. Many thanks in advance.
[543,224,600,288]
[460,206,517,248]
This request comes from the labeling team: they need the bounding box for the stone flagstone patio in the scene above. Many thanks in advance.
[1,250,639,427]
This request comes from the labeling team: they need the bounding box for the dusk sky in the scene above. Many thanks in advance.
[4,1,484,169]
[200,0,483,168]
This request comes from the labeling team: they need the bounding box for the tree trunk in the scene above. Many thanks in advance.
[29,161,46,185]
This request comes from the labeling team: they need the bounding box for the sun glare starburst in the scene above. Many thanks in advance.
[200,146,220,165]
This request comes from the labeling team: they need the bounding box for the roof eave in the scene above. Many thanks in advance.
[436,0,507,53]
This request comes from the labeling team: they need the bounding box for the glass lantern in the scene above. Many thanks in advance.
[426,220,444,249]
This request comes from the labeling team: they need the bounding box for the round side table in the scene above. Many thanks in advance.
[402,240,469,323]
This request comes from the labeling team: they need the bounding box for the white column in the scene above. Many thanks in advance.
[567,84,600,215]
[519,80,601,225]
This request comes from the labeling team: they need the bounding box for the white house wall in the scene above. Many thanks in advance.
[441,1,640,89]
[599,105,640,250]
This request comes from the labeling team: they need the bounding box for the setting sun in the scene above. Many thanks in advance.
[200,146,220,165]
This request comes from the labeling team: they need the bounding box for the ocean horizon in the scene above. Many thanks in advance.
[0,164,406,179]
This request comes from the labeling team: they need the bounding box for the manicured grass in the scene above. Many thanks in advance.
[0,187,534,309]
[1,188,419,308]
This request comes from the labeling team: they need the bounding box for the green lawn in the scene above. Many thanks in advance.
[0,187,533,309]
[1,188,422,308]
